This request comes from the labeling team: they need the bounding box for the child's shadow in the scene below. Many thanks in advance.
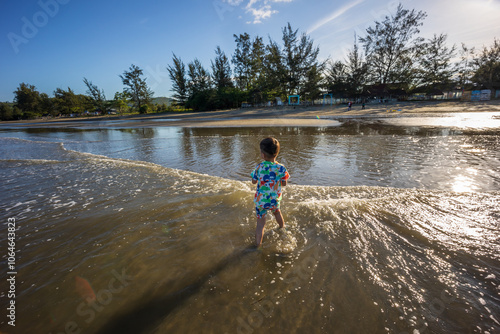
[96,245,257,334]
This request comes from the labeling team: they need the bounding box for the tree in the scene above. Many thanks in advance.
[187,58,211,96]
[39,93,54,116]
[345,35,369,97]
[211,46,233,91]
[472,38,500,88]
[187,59,214,110]
[14,83,41,117]
[211,46,234,109]
[301,64,324,103]
[0,103,14,121]
[232,33,252,91]
[119,64,154,113]
[83,77,107,112]
[113,91,130,114]
[263,39,286,98]
[281,23,321,96]
[249,36,267,98]
[359,4,427,85]
[167,53,188,105]
[53,87,90,115]
[416,34,456,90]
[456,43,476,89]
[325,60,349,98]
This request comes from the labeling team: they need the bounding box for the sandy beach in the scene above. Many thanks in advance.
[2,99,500,128]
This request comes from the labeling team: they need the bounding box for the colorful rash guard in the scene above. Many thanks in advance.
[251,161,290,218]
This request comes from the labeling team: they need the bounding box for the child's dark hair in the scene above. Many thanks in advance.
[260,137,280,158]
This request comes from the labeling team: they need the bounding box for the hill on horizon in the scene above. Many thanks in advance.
[152,97,172,106]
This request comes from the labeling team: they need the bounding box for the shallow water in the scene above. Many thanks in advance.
[0,112,499,334]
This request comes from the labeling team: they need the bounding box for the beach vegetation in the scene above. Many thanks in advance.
[83,77,109,113]
[113,91,131,114]
[359,4,427,86]
[415,34,457,92]
[13,83,41,117]
[472,38,500,88]
[53,87,92,116]
[119,64,154,113]
[0,102,15,121]
[167,53,188,106]
[2,4,500,120]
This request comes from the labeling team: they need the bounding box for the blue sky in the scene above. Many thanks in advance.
[1,0,499,102]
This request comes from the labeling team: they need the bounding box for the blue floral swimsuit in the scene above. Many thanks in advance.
[251,161,290,218]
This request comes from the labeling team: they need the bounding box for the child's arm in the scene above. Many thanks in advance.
[281,168,289,186]
[251,165,259,185]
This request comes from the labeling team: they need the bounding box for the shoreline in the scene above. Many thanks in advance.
[1,99,500,128]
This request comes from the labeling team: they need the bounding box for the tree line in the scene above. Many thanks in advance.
[169,4,499,110]
[2,4,499,121]
[0,64,161,121]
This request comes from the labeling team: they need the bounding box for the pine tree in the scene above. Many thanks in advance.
[167,54,188,105]
[119,64,154,113]
[359,4,427,85]
[83,77,107,112]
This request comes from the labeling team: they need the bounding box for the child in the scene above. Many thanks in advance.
[251,137,290,247]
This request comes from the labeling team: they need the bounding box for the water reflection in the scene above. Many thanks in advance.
[1,118,499,192]
[380,112,500,129]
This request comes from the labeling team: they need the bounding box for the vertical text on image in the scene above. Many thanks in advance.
[7,217,17,327]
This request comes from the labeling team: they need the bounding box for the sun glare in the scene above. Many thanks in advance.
[451,174,478,193]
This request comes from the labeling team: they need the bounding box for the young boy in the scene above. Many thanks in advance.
[251,137,290,247]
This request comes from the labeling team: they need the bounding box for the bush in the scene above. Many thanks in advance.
[138,105,150,114]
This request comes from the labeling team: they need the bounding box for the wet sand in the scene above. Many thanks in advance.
[2,100,500,128]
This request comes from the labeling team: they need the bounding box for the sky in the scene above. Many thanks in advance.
[1,0,499,102]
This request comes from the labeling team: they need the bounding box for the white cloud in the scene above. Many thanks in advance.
[245,1,277,24]
[307,0,365,34]
[224,0,245,5]
[223,0,293,24]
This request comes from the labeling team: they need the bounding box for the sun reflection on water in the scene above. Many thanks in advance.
[451,169,479,193]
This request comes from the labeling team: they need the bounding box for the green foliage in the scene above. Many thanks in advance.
[457,43,476,89]
[359,4,427,85]
[167,53,188,105]
[0,103,15,121]
[83,77,108,112]
[472,38,500,88]
[113,91,130,114]
[179,22,323,110]
[4,7,499,122]
[138,104,150,114]
[325,61,349,98]
[14,83,41,116]
[416,34,456,90]
[187,58,212,96]
[281,23,321,96]
[212,46,233,91]
[53,87,91,115]
[233,33,252,91]
[120,64,154,111]
[186,88,216,111]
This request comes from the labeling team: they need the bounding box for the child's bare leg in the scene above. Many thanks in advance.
[255,216,266,247]
[273,209,285,229]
